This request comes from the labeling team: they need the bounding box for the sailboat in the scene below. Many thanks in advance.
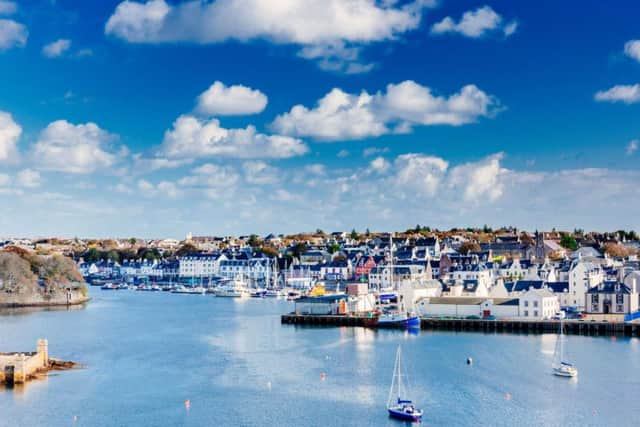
[552,320,578,377]
[387,346,423,422]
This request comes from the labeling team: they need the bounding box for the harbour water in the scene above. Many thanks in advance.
[0,288,638,427]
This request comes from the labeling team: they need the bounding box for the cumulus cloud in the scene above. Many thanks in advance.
[31,120,125,174]
[446,153,505,202]
[624,40,640,62]
[594,84,640,104]
[627,139,638,156]
[242,161,280,185]
[0,1,17,15]
[271,81,500,141]
[392,153,448,197]
[368,156,390,174]
[105,0,435,72]
[16,169,41,188]
[195,81,267,116]
[137,178,180,198]
[0,111,21,162]
[431,6,517,38]
[178,163,240,191]
[0,18,27,50]
[42,38,72,58]
[160,114,308,160]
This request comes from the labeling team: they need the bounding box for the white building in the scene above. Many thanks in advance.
[179,254,226,277]
[519,288,559,320]
[566,260,604,309]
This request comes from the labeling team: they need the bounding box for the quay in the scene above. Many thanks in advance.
[281,314,640,337]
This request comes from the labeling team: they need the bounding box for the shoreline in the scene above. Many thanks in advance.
[0,297,91,309]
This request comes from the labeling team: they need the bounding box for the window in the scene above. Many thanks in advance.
[616,294,624,305]
[616,304,624,312]
[592,294,599,303]
[533,301,539,308]
[592,304,598,312]
[534,311,538,317]
[524,310,529,317]
[524,301,529,307]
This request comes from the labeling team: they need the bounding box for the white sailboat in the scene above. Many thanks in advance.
[552,320,578,377]
[387,346,423,422]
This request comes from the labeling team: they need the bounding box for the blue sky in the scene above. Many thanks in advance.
[0,0,639,238]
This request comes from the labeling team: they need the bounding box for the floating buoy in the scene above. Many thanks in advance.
[320,372,326,381]
[467,357,473,365]
[184,399,191,410]
[72,416,78,422]
[504,393,511,401]
[267,381,272,391]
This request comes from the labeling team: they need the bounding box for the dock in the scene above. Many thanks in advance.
[281,314,640,337]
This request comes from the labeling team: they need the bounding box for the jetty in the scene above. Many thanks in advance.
[281,314,640,337]
[0,339,78,386]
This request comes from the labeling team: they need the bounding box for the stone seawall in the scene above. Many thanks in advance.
[0,289,89,308]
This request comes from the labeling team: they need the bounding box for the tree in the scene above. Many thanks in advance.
[560,235,578,251]
[84,247,101,263]
[458,241,480,254]
[604,242,631,258]
[106,250,120,263]
[257,246,279,257]
[247,234,260,247]
[315,229,325,236]
[291,242,308,259]
[350,228,359,241]
[175,243,199,257]
[327,243,341,254]
[365,228,371,237]
[129,237,137,246]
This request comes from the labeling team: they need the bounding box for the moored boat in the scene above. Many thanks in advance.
[387,345,423,422]
[553,320,578,377]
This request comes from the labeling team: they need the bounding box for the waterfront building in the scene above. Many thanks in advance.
[294,294,349,315]
[585,281,640,321]
[416,297,519,318]
[300,250,332,265]
[179,253,226,277]
[354,256,377,282]
[518,288,559,320]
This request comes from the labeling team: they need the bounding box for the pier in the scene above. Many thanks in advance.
[0,339,77,386]
[281,314,640,337]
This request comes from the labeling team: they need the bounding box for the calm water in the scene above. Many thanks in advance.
[0,288,638,427]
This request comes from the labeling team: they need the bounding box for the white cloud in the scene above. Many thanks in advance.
[369,156,390,174]
[594,84,640,104]
[242,161,280,185]
[392,153,449,197]
[627,139,638,156]
[304,163,326,176]
[363,146,389,157]
[0,111,21,162]
[624,40,640,63]
[178,163,240,190]
[0,18,27,50]
[161,114,308,160]
[137,178,179,198]
[431,6,517,38]
[446,153,505,202]
[0,1,17,15]
[271,81,500,141]
[32,120,124,174]
[0,172,9,186]
[105,0,435,72]
[337,149,350,158]
[42,38,72,58]
[195,81,267,116]
[16,169,41,188]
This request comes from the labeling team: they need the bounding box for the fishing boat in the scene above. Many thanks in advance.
[377,311,421,328]
[387,346,423,422]
[552,320,578,377]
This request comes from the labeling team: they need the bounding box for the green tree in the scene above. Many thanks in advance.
[327,243,341,254]
[129,237,137,245]
[350,228,359,241]
[175,243,199,257]
[106,250,120,263]
[291,242,308,259]
[315,229,325,235]
[560,235,578,251]
[247,234,260,247]
[84,247,101,263]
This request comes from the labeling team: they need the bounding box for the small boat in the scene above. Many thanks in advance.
[214,277,250,298]
[377,312,421,328]
[172,285,205,295]
[553,320,578,377]
[387,346,423,422]
[100,282,120,290]
[285,290,302,301]
[264,289,285,298]
[250,288,267,298]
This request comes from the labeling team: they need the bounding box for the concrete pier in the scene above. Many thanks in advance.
[281,314,640,337]
[0,339,49,385]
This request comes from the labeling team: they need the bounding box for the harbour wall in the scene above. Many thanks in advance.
[281,314,640,337]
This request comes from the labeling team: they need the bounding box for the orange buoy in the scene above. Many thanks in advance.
[504,393,511,401]
[320,372,326,381]
[185,399,191,410]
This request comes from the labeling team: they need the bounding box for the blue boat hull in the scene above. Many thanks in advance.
[378,316,421,328]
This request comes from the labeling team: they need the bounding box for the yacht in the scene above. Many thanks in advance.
[214,277,250,298]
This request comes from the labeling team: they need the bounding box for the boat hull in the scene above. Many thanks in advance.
[388,408,422,422]
[553,367,578,377]
[377,316,421,328]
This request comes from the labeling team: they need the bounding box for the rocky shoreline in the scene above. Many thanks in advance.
[0,289,89,308]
